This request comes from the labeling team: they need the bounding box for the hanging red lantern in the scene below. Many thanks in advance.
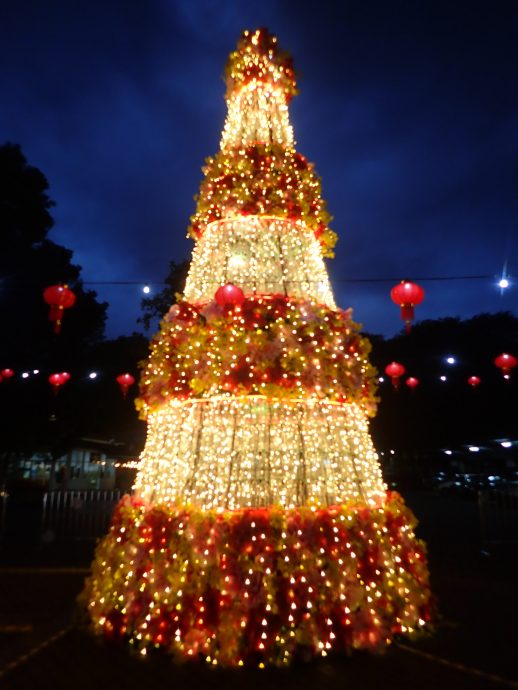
[405,376,419,391]
[116,373,135,398]
[48,372,71,394]
[467,375,481,388]
[390,280,425,333]
[385,362,406,389]
[0,368,14,381]
[494,353,518,380]
[43,284,76,334]
[214,283,245,308]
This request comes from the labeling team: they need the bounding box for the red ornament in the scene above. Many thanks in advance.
[48,372,71,394]
[494,353,518,380]
[0,368,14,381]
[405,376,419,390]
[214,284,245,308]
[467,375,481,388]
[43,284,76,334]
[390,281,425,333]
[385,362,406,389]
[116,373,135,398]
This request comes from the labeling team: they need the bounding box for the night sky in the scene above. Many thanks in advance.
[2,0,517,339]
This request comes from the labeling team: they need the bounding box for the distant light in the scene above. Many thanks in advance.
[444,450,453,455]
[390,449,395,455]
[446,356,456,365]
[468,446,480,453]
[22,372,30,379]
[143,285,151,294]
[498,278,509,289]
[33,369,39,375]
[88,372,98,380]
[440,375,447,382]
[378,376,385,383]
[501,441,512,448]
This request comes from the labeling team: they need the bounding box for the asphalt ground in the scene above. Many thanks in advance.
[0,492,517,690]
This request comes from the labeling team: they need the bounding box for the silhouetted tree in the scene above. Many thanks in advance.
[0,143,111,476]
[139,259,190,330]
[368,313,518,482]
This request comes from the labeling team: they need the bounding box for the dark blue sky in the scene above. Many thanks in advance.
[2,0,517,338]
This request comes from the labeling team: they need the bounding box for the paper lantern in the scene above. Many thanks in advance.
[385,362,406,389]
[116,373,135,398]
[390,281,425,333]
[48,372,71,394]
[405,376,419,390]
[494,353,517,380]
[0,369,14,381]
[43,284,76,334]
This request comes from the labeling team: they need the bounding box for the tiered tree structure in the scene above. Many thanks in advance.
[83,29,432,666]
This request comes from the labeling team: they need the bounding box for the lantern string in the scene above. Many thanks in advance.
[81,274,493,287]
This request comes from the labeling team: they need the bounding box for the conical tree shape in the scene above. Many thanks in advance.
[82,29,432,666]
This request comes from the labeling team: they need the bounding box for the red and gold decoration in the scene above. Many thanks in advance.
[385,362,406,390]
[43,284,76,334]
[494,353,517,380]
[48,371,71,394]
[82,493,431,666]
[137,295,377,418]
[116,373,135,398]
[390,281,425,333]
[82,29,431,666]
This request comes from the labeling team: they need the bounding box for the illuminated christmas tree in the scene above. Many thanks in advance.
[83,29,432,666]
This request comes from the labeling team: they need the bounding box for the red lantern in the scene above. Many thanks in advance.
[0,368,14,381]
[385,362,406,389]
[214,283,245,308]
[405,376,419,391]
[468,375,481,388]
[494,353,518,380]
[390,280,425,333]
[116,373,135,398]
[43,284,76,334]
[48,372,71,394]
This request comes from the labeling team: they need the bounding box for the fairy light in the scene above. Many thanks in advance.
[83,27,432,668]
[184,218,336,306]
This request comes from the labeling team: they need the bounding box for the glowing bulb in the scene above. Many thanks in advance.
[143,285,151,294]
[89,372,98,379]
[501,441,512,448]
[498,278,509,289]
[445,356,456,365]
[440,375,447,382]
[22,372,29,379]
[468,446,480,453]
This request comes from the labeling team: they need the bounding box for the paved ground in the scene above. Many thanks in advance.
[0,492,517,690]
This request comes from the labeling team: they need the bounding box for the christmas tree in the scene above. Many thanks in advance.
[82,29,432,666]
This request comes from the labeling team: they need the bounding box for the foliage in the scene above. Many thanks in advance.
[138,260,190,331]
[369,312,518,457]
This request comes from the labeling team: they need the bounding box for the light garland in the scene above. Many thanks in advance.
[133,398,386,509]
[185,217,336,304]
